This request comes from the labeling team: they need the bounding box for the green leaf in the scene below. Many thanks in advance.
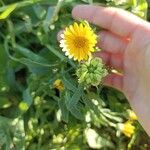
[83,95,100,117]
[58,97,69,123]
[19,88,32,112]
[43,6,55,32]
[81,0,93,4]
[85,128,115,149]
[6,67,18,91]
[61,73,77,92]
[19,58,49,74]
[107,94,126,112]
[0,44,9,91]
[23,88,32,106]
[101,109,123,122]
[67,85,83,108]
[132,0,148,19]
[46,44,66,61]
[0,116,12,149]
[15,45,49,64]
[0,96,11,108]
[33,4,46,19]
[10,45,54,74]
[0,45,8,67]
[65,88,84,120]
[0,4,17,20]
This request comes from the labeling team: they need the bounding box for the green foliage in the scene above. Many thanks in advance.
[0,0,150,149]
[76,57,108,86]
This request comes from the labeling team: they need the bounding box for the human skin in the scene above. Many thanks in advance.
[71,5,150,136]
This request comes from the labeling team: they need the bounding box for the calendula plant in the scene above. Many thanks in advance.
[60,21,108,87]
[0,0,149,150]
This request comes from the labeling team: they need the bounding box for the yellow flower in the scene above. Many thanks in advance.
[53,79,64,91]
[119,121,135,138]
[128,110,138,121]
[60,22,97,61]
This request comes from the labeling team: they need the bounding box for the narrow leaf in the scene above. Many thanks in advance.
[0,4,17,20]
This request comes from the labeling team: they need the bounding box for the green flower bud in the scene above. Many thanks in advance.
[86,78,92,84]
[76,57,108,86]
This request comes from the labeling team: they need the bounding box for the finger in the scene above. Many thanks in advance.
[97,30,128,54]
[96,51,124,70]
[103,73,123,92]
[72,5,145,37]
[57,30,64,41]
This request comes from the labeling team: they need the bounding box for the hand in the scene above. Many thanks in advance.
[72,5,150,136]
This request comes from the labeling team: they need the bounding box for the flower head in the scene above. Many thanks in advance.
[60,22,97,61]
[118,121,135,138]
[76,57,108,86]
[53,79,64,91]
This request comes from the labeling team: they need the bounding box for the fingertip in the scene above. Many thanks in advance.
[57,30,64,42]
[72,5,82,19]
[72,4,90,19]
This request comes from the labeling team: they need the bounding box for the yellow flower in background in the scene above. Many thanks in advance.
[119,121,135,138]
[60,22,97,61]
[128,110,138,121]
[53,79,64,91]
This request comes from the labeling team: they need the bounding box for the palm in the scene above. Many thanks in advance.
[122,28,150,100]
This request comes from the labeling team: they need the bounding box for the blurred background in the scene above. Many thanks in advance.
[0,0,150,149]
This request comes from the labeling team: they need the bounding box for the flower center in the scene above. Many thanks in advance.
[73,36,88,49]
